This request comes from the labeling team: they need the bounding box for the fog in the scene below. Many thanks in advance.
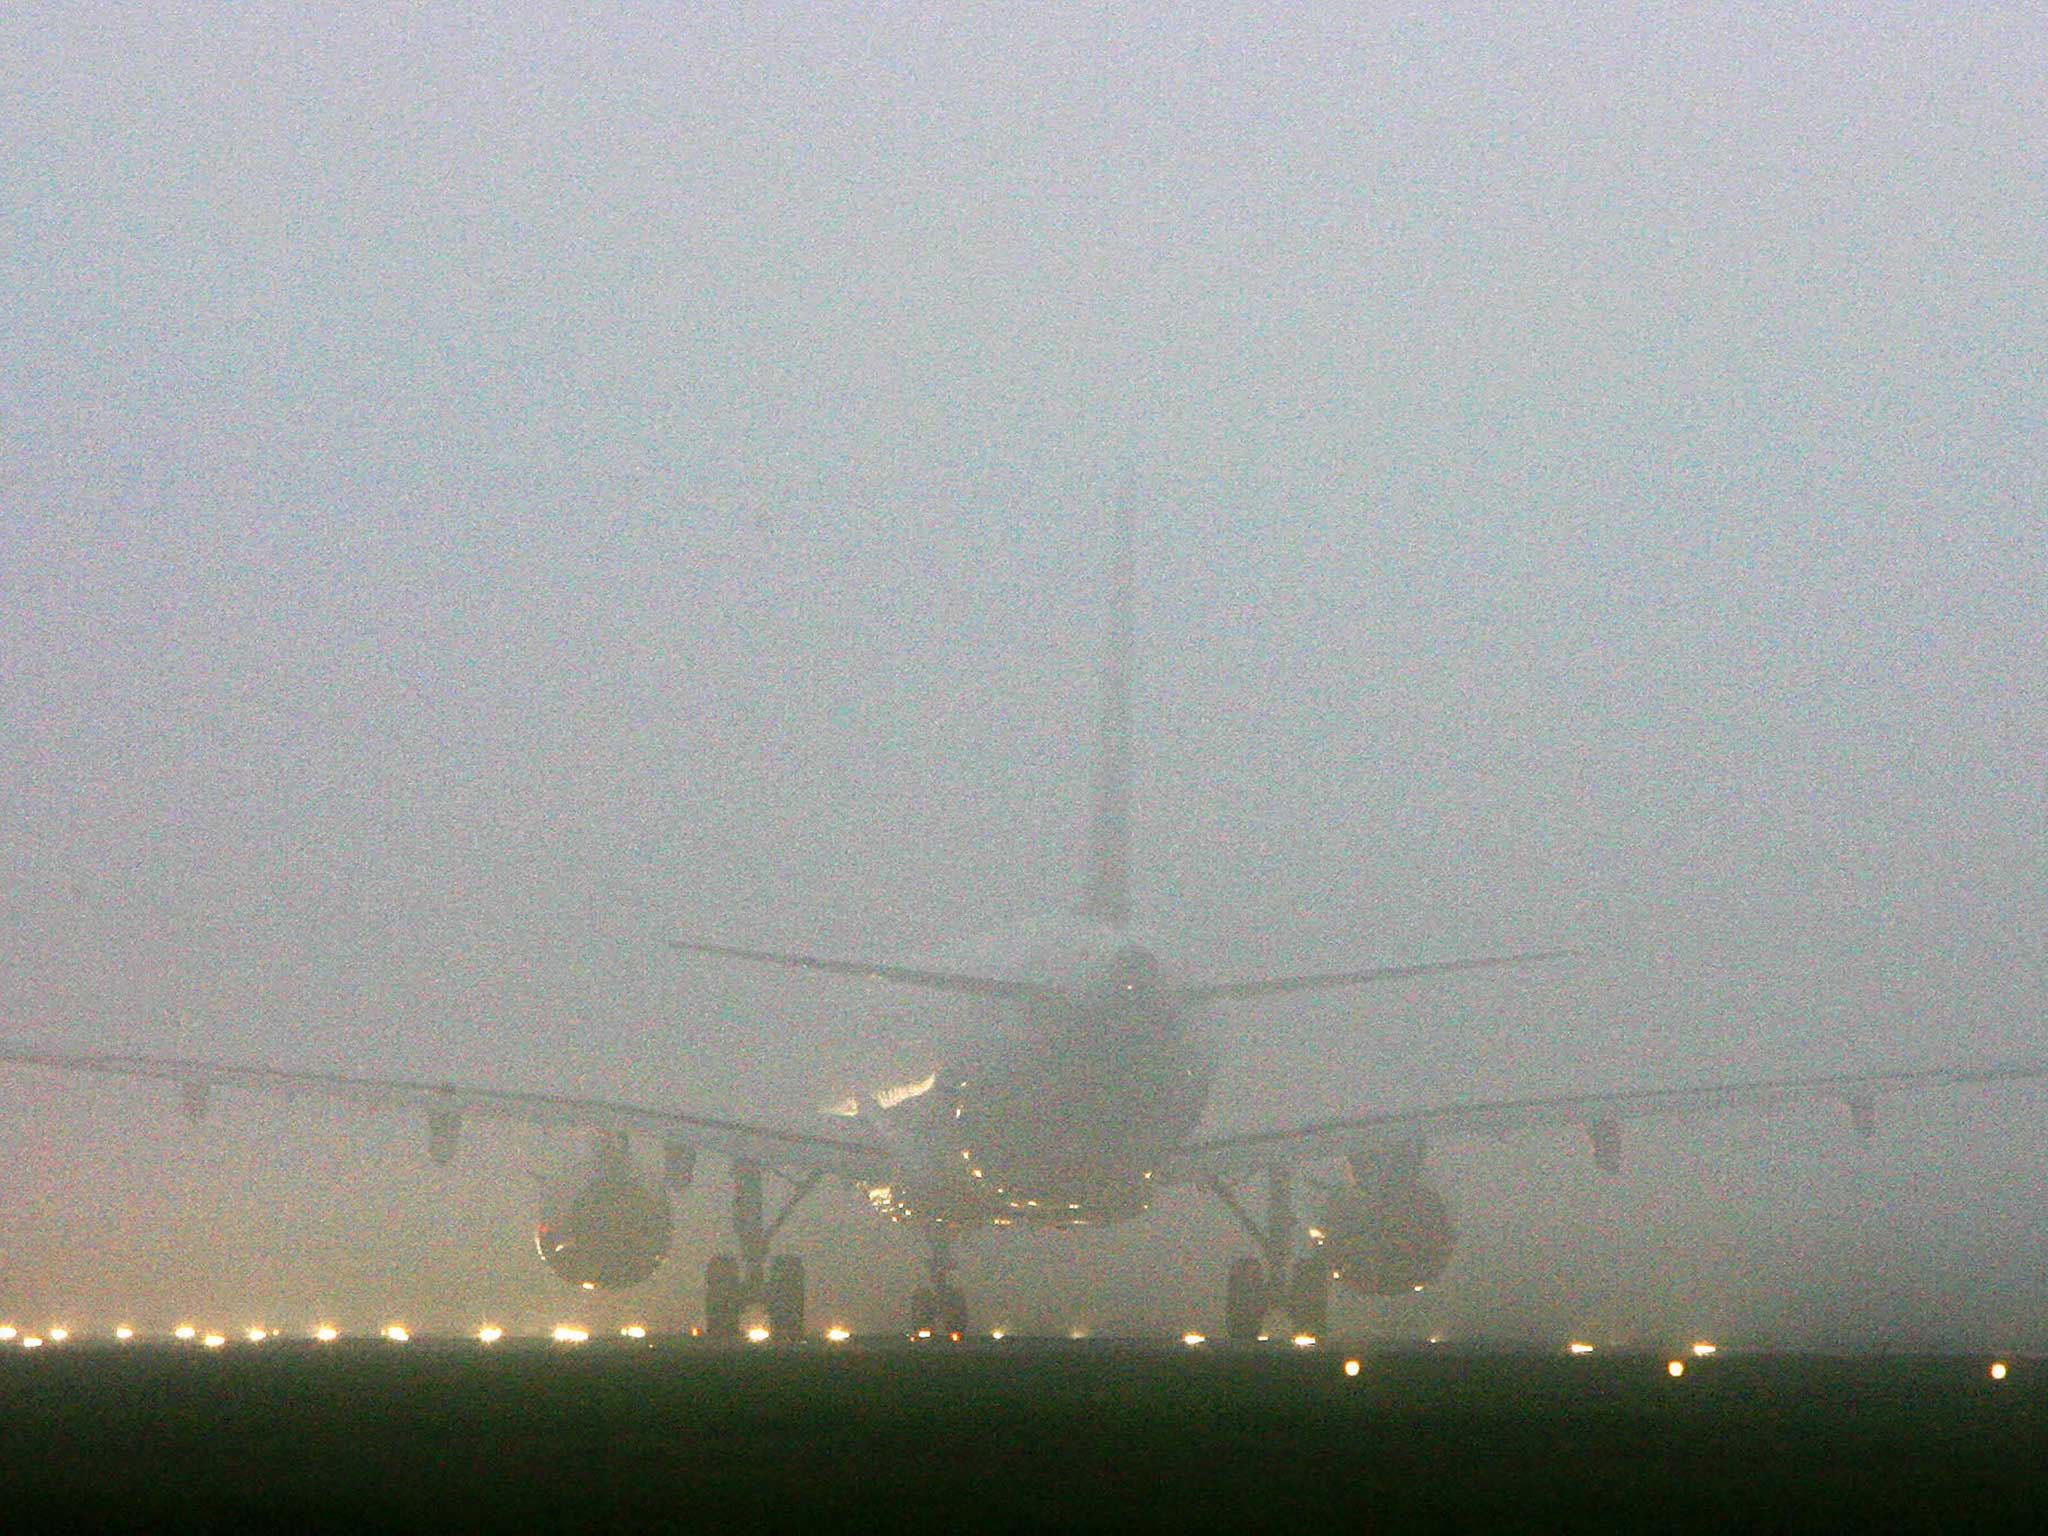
[3,4,2042,1344]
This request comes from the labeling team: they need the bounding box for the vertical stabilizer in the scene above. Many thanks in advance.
[1081,501,1135,930]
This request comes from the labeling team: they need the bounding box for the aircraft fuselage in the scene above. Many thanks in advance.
[868,934,1213,1229]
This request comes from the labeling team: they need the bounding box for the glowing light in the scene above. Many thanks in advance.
[1306,1227,1326,1242]
[314,1326,340,1343]
[580,1282,596,1292]
[383,1325,410,1344]
[1991,1362,2009,1381]
[22,1336,43,1350]
[48,1327,69,1343]
[202,1334,227,1349]
[1068,1328,1089,1341]
[1666,1360,1685,1378]
[948,1331,962,1343]
[745,1326,771,1344]
[1291,1334,1318,1348]
[115,1327,135,1342]
[990,1329,1007,1341]
[824,1326,852,1343]
[1691,1341,1717,1358]
[915,1328,933,1340]
[0,1326,14,1342]
[1182,1332,1207,1347]
[551,1326,590,1344]
[621,1325,647,1340]
[1344,1358,1362,1377]
[1427,1333,1447,1346]
[174,1326,197,1342]
[1568,1342,1596,1356]
[477,1326,503,1345]
[246,1328,268,1344]
[875,1072,936,1109]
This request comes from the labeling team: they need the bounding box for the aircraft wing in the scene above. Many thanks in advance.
[0,1042,891,1182]
[1175,946,1579,1003]
[1166,1061,2048,1184]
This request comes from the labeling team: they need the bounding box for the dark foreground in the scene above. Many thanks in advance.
[1,1343,2041,1531]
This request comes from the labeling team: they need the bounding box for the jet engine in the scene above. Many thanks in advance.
[1310,1177,1455,1297]
[534,1164,675,1292]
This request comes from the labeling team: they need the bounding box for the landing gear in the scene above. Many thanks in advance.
[766,1255,807,1341]
[705,1254,743,1340]
[1210,1168,1329,1343]
[1287,1255,1330,1339]
[702,1161,819,1343]
[1224,1256,1268,1343]
[909,1227,968,1338]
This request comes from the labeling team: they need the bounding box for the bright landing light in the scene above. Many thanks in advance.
[383,1325,410,1344]
[1691,1342,1717,1358]
[552,1327,590,1344]
[0,1327,14,1342]
[174,1326,197,1342]
[745,1325,772,1344]
[1666,1360,1685,1379]
[621,1326,647,1340]
[477,1326,504,1345]
[1182,1332,1207,1348]
[1568,1342,1596,1356]
[202,1334,227,1349]
[1291,1334,1317,1349]
[1344,1359,1362,1378]
[1991,1362,2009,1382]
[48,1328,70,1344]
[115,1327,135,1342]
[22,1336,43,1350]
[246,1328,269,1344]
[314,1326,340,1343]
[824,1326,852,1343]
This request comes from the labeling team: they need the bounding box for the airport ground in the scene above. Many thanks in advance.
[0,1340,2041,1531]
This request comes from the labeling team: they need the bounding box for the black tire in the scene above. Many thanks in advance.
[766,1254,806,1342]
[1225,1256,1267,1343]
[933,1281,969,1339]
[705,1254,744,1342]
[1287,1256,1330,1339]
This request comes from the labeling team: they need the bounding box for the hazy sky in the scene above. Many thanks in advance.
[3,3,2042,1341]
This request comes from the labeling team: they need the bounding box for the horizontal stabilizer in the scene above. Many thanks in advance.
[670,936,1040,1001]
[1178,946,1580,1003]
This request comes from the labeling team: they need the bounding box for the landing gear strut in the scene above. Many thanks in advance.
[908,1226,968,1338]
[1209,1168,1327,1343]
[703,1160,819,1343]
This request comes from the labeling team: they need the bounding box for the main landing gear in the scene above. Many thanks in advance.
[703,1161,820,1343]
[1210,1168,1328,1343]
[908,1226,968,1339]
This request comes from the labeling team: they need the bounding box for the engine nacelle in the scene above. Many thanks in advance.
[534,1170,675,1292]
[1311,1178,1455,1297]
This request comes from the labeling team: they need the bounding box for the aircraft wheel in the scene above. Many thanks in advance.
[705,1254,744,1341]
[933,1281,969,1339]
[1288,1256,1330,1338]
[908,1285,935,1337]
[1225,1256,1268,1343]
[766,1254,806,1342]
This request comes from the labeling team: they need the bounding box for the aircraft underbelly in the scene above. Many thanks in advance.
[880,1033,1209,1229]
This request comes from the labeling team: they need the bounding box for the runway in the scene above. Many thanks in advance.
[0,1340,2037,1530]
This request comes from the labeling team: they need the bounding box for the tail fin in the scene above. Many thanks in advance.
[1080,499,1135,930]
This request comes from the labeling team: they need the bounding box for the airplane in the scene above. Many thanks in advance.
[4,508,2041,1342]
